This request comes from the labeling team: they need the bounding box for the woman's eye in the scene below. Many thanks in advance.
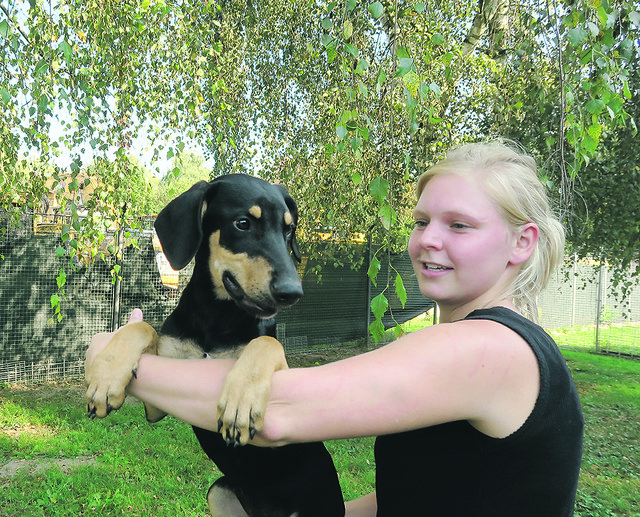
[234,218,251,231]
[414,220,428,228]
[451,223,468,230]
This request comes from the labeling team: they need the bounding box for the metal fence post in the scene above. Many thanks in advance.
[595,265,604,353]
[110,228,123,331]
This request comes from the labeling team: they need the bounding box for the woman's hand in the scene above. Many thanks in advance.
[85,308,144,372]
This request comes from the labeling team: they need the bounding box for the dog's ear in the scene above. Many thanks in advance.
[275,184,301,263]
[154,180,212,270]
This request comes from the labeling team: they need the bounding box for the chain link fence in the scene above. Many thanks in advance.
[1,211,639,384]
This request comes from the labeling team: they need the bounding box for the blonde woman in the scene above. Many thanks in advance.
[87,141,583,516]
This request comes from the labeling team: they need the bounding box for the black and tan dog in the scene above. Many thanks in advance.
[85,174,345,517]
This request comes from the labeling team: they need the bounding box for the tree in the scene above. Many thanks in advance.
[1,0,639,334]
[151,152,213,211]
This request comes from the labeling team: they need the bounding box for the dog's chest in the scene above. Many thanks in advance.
[157,335,246,360]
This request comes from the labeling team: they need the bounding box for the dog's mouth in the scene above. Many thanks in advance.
[222,271,277,319]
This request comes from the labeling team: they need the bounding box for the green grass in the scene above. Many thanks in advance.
[1,341,640,515]
[550,324,640,356]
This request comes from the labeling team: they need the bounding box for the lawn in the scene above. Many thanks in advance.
[1,343,639,515]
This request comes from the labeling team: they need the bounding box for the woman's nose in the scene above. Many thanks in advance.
[418,223,444,250]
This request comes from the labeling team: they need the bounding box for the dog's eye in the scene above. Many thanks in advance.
[285,224,295,237]
[234,218,251,231]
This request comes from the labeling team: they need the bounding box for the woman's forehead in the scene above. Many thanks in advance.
[417,173,500,214]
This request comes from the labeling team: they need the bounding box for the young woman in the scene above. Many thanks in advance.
[86,141,583,516]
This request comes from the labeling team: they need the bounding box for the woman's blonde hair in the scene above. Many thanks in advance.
[416,140,565,322]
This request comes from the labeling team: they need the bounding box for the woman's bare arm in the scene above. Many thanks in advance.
[121,318,538,447]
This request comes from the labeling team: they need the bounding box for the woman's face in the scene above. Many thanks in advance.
[408,172,520,320]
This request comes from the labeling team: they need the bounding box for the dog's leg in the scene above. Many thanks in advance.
[207,480,249,517]
[217,336,288,446]
[86,322,158,419]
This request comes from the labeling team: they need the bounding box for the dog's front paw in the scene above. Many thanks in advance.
[217,370,269,447]
[85,354,137,419]
[216,336,288,446]
[85,322,158,419]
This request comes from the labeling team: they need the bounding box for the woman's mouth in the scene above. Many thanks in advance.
[422,262,452,274]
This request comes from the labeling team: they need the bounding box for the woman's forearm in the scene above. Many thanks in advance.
[127,354,235,431]
[345,492,377,517]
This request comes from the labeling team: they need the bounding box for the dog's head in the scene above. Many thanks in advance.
[154,174,303,319]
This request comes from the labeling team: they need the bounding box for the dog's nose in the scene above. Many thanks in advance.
[272,280,303,306]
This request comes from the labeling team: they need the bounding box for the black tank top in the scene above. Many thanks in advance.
[374,307,583,516]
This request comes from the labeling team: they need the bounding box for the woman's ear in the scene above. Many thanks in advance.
[509,223,539,266]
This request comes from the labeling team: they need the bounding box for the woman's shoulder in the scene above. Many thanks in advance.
[373,315,540,437]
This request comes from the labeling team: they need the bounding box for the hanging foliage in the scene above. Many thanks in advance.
[1,0,638,334]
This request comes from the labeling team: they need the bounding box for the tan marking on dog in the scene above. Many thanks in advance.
[201,200,208,220]
[217,336,288,445]
[284,211,292,226]
[157,335,206,359]
[85,322,158,419]
[207,230,273,303]
[249,205,262,219]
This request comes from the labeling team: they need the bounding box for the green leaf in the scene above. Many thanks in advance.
[397,57,414,77]
[414,3,425,14]
[585,99,604,114]
[336,125,348,139]
[402,70,420,98]
[369,1,384,19]
[56,247,66,258]
[581,134,598,154]
[345,43,358,57]
[431,33,445,45]
[395,273,407,308]
[369,176,389,205]
[587,123,602,141]
[567,27,587,46]
[34,60,49,76]
[58,40,73,64]
[343,20,353,39]
[378,203,393,230]
[50,294,60,309]
[355,58,369,73]
[371,292,389,320]
[368,256,381,285]
[369,318,385,342]
[0,20,9,38]
[322,17,333,30]
[397,46,410,59]
[0,88,10,105]
[56,269,67,289]
[327,46,337,63]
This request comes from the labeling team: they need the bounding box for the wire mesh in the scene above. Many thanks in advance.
[1,211,639,384]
